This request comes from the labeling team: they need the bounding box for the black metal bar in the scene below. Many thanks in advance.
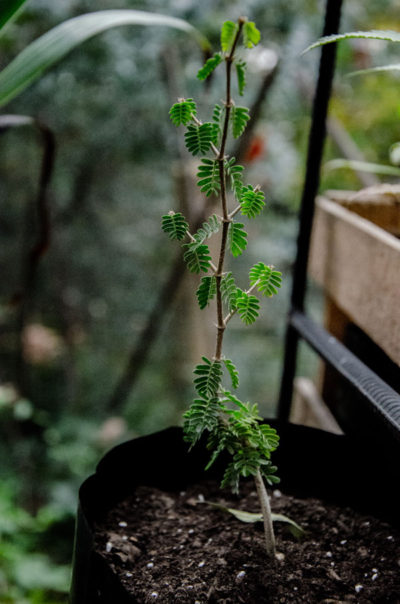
[290,310,400,441]
[277,0,343,420]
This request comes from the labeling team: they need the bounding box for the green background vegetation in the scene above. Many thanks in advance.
[1,0,400,600]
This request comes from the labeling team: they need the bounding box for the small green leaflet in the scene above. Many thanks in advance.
[169,99,196,126]
[213,103,223,125]
[235,60,246,95]
[236,290,260,325]
[221,20,239,52]
[197,159,220,197]
[228,222,247,257]
[240,185,265,218]
[242,21,261,48]
[161,212,188,240]
[197,53,223,80]
[193,214,221,245]
[221,272,238,312]
[183,243,211,273]
[249,262,282,297]
[196,276,216,310]
[223,359,239,389]
[231,106,250,139]
[203,502,304,538]
[225,157,243,199]
[185,123,216,155]
[193,357,223,398]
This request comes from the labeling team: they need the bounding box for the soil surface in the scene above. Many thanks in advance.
[95,479,400,603]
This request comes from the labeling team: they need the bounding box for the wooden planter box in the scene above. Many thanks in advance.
[293,186,400,432]
[310,186,400,364]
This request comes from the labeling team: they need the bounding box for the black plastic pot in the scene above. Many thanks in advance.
[69,420,400,603]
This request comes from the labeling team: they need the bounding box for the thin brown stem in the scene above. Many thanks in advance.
[213,20,244,361]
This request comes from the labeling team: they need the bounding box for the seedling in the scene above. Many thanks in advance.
[163,17,282,558]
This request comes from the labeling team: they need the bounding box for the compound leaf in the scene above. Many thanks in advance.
[221,20,239,52]
[196,276,216,310]
[193,356,223,398]
[236,290,260,325]
[161,211,189,240]
[221,272,238,312]
[231,105,250,139]
[183,242,211,273]
[193,214,221,245]
[197,52,223,80]
[183,397,221,445]
[235,59,246,95]
[197,159,220,197]
[242,21,261,48]
[259,423,280,451]
[185,122,215,155]
[249,262,282,297]
[169,98,196,126]
[223,359,239,389]
[240,184,265,218]
[225,157,243,199]
[228,222,247,257]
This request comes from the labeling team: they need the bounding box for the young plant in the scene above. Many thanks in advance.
[163,17,282,558]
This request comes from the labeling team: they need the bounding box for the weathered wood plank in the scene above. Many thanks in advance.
[309,195,400,365]
[324,186,400,235]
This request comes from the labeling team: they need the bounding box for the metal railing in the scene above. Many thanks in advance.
[277,0,400,444]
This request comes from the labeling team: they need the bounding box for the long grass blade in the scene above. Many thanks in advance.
[0,9,210,107]
[303,30,400,54]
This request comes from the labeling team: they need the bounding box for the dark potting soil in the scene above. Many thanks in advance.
[95,480,400,603]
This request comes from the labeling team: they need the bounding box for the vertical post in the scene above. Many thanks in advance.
[277,0,343,421]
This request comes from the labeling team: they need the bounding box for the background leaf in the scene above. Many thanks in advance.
[0,10,210,107]
[348,63,400,77]
[304,29,400,54]
[324,158,400,177]
[0,0,28,33]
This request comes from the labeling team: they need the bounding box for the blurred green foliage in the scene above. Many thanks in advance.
[1,0,400,601]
